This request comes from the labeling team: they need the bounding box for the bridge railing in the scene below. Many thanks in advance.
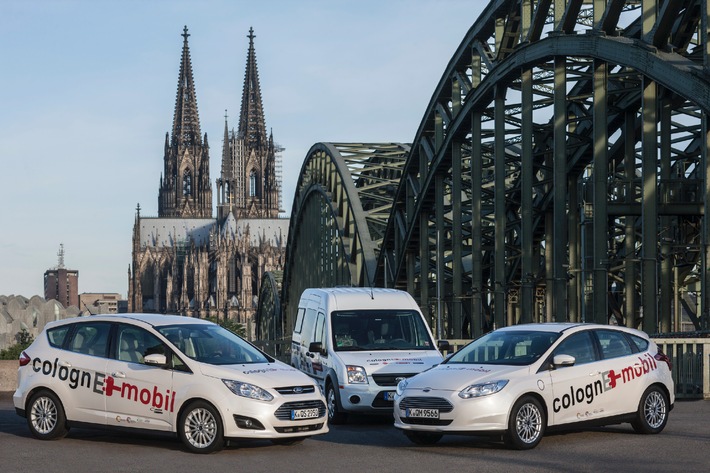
[654,338,710,400]
[252,338,292,364]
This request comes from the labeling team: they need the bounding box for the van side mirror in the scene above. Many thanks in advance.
[437,340,451,353]
[308,342,325,356]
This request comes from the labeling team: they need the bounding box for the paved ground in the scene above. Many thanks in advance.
[1,392,708,473]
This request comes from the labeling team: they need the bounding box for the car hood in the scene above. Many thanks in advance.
[403,363,529,391]
[198,360,314,387]
[337,350,443,374]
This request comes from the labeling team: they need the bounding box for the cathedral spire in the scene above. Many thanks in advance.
[238,27,267,150]
[159,26,212,219]
[172,25,202,148]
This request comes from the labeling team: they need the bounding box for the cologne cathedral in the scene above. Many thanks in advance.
[128,27,287,332]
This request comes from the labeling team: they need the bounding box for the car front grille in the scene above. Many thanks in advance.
[399,417,453,426]
[372,373,417,386]
[399,396,453,412]
[275,385,316,395]
[274,400,327,421]
[274,423,324,433]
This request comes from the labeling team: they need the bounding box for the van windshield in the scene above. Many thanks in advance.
[331,310,434,351]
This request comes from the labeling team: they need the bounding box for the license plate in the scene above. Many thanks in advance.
[406,408,439,419]
[291,408,319,420]
[384,391,396,401]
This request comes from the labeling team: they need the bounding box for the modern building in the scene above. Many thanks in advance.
[43,244,79,309]
[78,292,123,315]
[128,27,287,335]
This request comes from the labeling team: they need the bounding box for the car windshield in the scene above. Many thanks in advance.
[157,323,270,365]
[331,309,434,351]
[446,330,561,366]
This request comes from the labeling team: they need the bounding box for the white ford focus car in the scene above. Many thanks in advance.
[13,314,328,453]
[394,323,674,449]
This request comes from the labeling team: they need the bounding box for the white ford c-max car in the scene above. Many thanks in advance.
[13,313,328,453]
[394,323,674,449]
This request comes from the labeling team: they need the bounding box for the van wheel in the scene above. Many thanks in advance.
[631,386,669,434]
[178,401,225,453]
[27,390,69,440]
[326,383,347,425]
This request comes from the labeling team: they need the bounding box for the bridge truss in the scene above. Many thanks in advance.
[260,0,710,340]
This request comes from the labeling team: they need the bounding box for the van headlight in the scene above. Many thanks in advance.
[458,380,508,399]
[223,379,274,401]
[396,378,409,396]
[346,365,368,384]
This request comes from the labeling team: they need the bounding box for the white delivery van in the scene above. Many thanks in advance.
[291,287,443,424]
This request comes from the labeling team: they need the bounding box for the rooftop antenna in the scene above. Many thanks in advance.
[57,244,65,269]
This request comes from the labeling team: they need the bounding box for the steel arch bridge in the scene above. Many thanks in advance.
[257,0,710,341]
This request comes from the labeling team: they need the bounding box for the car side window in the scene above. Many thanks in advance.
[68,322,111,357]
[116,324,166,365]
[552,331,597,366]
[597,330,634,359]
[313,312,326,353]
[629,334,649,352]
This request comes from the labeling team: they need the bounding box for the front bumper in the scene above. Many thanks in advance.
[220,395,329,439]
[393,389,512,434]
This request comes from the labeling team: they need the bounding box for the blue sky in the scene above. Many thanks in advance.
[0,0,483,299]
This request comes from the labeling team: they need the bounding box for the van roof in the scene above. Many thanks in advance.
[302,287,419,311]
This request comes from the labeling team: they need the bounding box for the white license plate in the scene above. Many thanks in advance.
[291,408,319,420]
[406,408,439,419]
[384,391,396,401]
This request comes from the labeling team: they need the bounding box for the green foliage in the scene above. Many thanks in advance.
[0,329,34,360]
[206,317,247,338]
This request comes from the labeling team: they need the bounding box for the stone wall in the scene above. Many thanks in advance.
[0,295,80,351]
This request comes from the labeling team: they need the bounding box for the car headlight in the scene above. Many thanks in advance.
[346,365,368,384]
[458,380,509,399]
[396,377,409,396]
[222,379,274,401]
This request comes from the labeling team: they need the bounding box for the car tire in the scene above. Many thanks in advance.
[404,431,443,445]
[631,385,669,434]
[26,390,69,440]
[505,395,545,450]
[178,400,225,454]
[326,383,347,425]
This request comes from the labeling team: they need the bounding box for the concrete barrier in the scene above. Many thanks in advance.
[0,360,17,393]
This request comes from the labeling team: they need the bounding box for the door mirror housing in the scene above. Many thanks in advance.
[144,353,167,367]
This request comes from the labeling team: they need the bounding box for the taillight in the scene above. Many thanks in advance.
[655,349,672,371]
[19,351,31,367]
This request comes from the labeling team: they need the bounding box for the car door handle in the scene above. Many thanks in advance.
[111,371,126,378]
[58,361,72,368]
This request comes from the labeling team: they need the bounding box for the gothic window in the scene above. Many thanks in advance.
[183,169,192,196]
[249,170,257,197]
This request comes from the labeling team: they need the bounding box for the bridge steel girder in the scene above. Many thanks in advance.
[375,0,710,338]
[280,143,408,333]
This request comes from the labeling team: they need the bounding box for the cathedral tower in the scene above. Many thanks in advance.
[217,27,280,221]
[159,26,213,218]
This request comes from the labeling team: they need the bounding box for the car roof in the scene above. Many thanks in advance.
[496,322,649,338]
[43,313,213,330]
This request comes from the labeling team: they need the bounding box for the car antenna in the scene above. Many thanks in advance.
[83,302,95,316]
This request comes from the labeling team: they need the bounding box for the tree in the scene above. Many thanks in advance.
[0,329,34,360]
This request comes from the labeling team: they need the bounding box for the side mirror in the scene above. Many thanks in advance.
[144,353,167,367]
[308,342,325,356]
[552,354,576,368]
[437,340,451,352]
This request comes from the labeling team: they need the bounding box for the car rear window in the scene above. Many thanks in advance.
[47,326,71,348]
